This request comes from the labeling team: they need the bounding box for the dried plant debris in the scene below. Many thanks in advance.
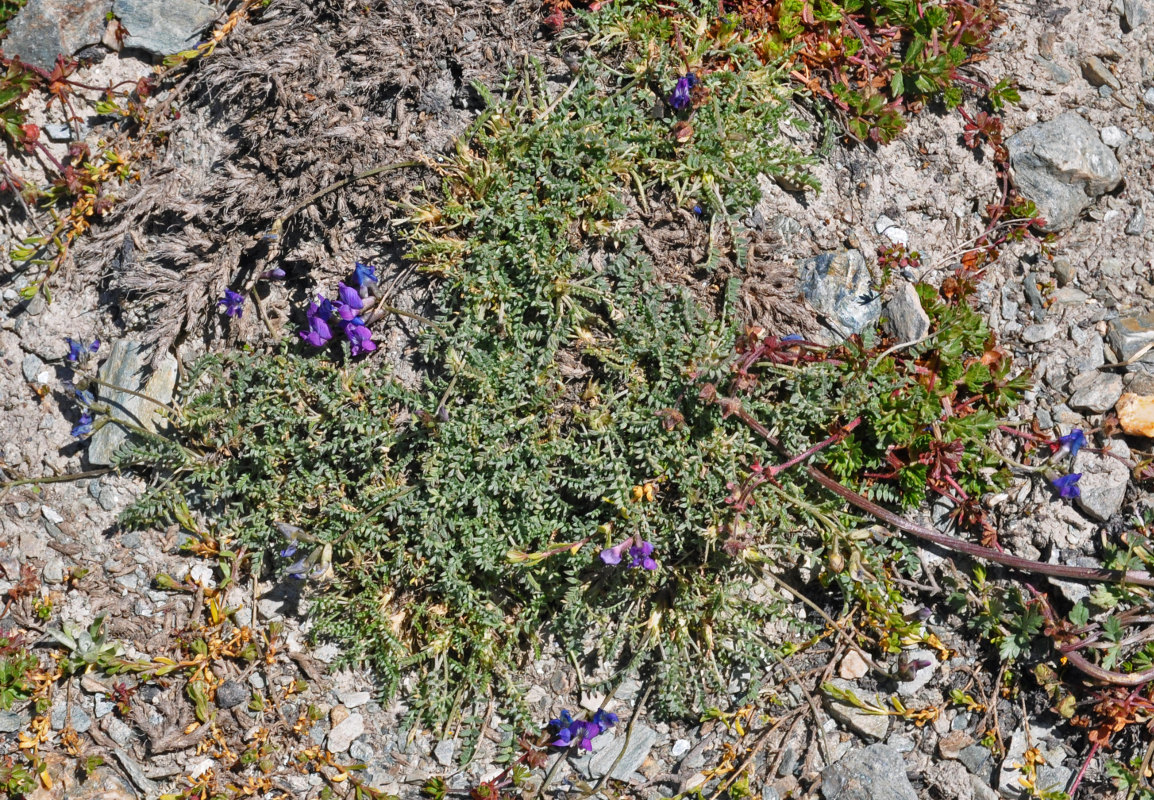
[75,0,543,365]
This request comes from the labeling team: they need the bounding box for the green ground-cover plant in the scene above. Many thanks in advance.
[116,15,1032,734]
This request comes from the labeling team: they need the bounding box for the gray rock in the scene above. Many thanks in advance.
[822,679,890,741]
[1073,450,1129,522]
[671,739,691,759]
[1,0,109,71]
[998,729,1069,799]
[1109,312,1154,362]
[433,739,455,767]
[1021,323,1057,344]
[1081,56,1121,90]
[924,761,976,800]
[326,713,364,754]
[1068,372,1123,413]
[576,724,658,781]
[959,743,994,777]
[1145,87,1154,112]
[1101,125,1128,148]
[87,339,178,466]
[339,690,372,709]
[21,353,44,382]
[1125,0,1149,28]
[820,744,917,800]
[1006,112,1123,232]
[348,739,374,762]
[799,249,881,339]
[113,750,161,797]
[971,774,1001,800]
[895,648,937,698]
[884,283,930,342]
[214,680,247,709]
[106,716,135,746]
[1127,206,1146,235]
[0,709,30,733]
[1052,258,1076,286]
[113,0,217,56]
[50,702,93,733]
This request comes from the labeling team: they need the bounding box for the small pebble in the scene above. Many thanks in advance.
[671,739,691,759]
[41,506,64,525]
[1100,125,1127,148]
[1127,206,1146,236]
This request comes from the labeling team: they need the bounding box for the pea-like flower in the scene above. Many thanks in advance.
[668,73,698,110]
[1052,429,1085,461]
[344,320,377,357]
[1052,473,1082,499]
[218,290,245,318]
[629,539,657,570]
[548,708,616,751]
[71,411,93,437]
[352,261,378,297]
[335,282,365,321]
[301,298,334,347]
[65,337,100,363]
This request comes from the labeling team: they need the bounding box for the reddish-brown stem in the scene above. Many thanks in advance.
[725,397,1154,588]
[766,418,861,478]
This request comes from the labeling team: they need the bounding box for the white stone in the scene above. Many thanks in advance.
[1101,125,1128,148]
[326,713,364,754]
[41,506,64,524]
[339,691,372,709]
[671,739,691,759]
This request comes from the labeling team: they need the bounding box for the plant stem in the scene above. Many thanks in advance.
[722,395,1154,588]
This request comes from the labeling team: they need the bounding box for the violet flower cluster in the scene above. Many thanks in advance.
[70,387,96,438]
[218,290,245,318]
[548,709,618,751]
[301,262,379,356]
[600,536,657,570]
[65,337,99,364]
[1048,428,1085,500]
[669,73,698,110]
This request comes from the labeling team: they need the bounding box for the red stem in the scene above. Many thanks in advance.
[724,397,1154,588]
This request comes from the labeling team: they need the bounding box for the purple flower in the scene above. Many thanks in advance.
[599,539,630,565]
[280,543,298,558]
[75,389,95,408]
[590,709,618,735]
[629,539,657,570]
[781,333,804,342]
[352,261,378,296]
[669,73,698,110]
[1052,473,1082,499]
[301,298,335,347]
[218,290,245,318]
[1053,429,1086,461]
[260,268,287,281]
[548,710,584,748]
[65,337,100,363]
[344,321,377,357]
[71,411,93,437]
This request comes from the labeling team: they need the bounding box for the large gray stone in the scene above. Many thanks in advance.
[1006,112,1122,232]
[1108,312,1154,362]
[113,0,217,56]
[821,744,917,800]
[997,728,1070,798]
[1,0,109,71]
[1073,450,1129,522]
[87,339,178,466]
[573,724,658,781]
[799,249,882,339]
[884,282,930,342]
[1068,372,1123,413]
[822,679,890,741]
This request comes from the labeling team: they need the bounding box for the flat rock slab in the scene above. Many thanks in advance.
[821,743,917,800]
[1006,112,1122,232]
[573,724,658,781]
[113,0,218,56]
[822,679,890,741]
[1108,312,1154,362]
[1073,450,1129,522]
[2,0,110,70]
[799,249,881,339]
[88,339,178,466]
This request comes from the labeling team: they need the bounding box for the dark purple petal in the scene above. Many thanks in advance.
[1055,429,1086,460]
[353,261,378,289]
[668,73,698,109]
[65,337,82,361]
[218,290,245,318]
